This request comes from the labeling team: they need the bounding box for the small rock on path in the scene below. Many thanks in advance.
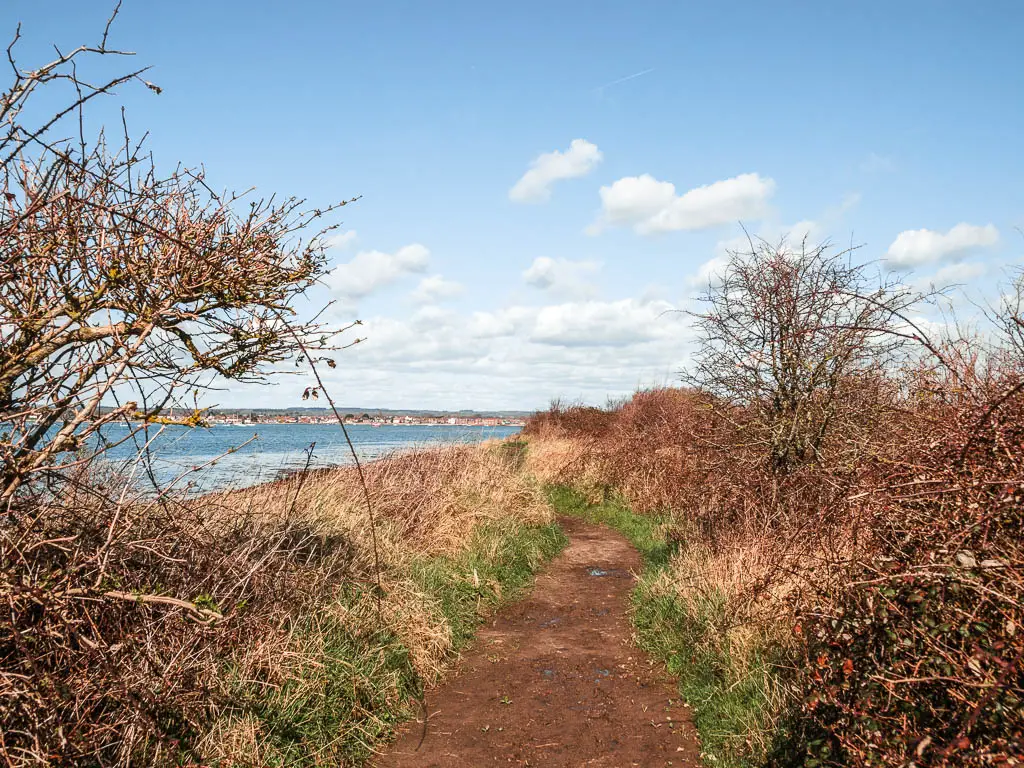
[375,516,701,767]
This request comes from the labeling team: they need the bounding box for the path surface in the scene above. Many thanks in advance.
[376,517,701,767]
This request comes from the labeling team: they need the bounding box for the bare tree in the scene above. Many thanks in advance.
[685,236,921,472]
[995,267,1024,365]
[0,11,367,765]
[0,14,354,510]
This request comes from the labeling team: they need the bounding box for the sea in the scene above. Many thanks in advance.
[94,422,522,493]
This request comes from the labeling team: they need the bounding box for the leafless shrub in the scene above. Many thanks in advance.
[522,246,1023,766]
[685,236,920,473]
[994,266,1024,366]
[0,40,355,508]
[0,11,359,765]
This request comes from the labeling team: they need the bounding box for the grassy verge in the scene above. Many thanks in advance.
[545,484,671,566]
[546,484,783,768]
[213,518,567,766]
[409,519,567,649]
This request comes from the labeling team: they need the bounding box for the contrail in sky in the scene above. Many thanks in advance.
[594,67,655,94]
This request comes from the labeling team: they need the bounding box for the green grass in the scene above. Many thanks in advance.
[219,519,567,766]
[409,519,567,648]
[545,484,672,566]
[546,484,782,768]
[233,610,421,766]
[632,582,785,767]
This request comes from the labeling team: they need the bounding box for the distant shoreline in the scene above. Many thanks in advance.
[103,421,525,429]
[206,421,525,428]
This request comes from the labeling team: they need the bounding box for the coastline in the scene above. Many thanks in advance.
[207,421,525,426]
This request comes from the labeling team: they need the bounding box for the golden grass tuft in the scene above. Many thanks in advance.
[209,443,551,566]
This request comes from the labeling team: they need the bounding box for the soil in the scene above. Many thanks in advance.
[375,517,702,767]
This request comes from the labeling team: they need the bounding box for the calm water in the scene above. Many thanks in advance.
[95,423,522,492]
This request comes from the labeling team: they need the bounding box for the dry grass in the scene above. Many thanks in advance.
[208,443,551,565]
[526,364,1024,766]
[522,435,603,495]
[1,440,558,766]
[193,443,559,766]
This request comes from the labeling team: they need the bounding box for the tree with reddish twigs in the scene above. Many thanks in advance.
[685,236,922,474]
[0,10,361,765]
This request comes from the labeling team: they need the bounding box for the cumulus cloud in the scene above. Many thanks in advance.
[590,172,775,235]
[342,298,683,370]
[530,298,677,347]
[687,254,731,290]
[324,244,430,300]
[508,139,603,203]
[225,293,691,410]
[411,275,464,304]
[522,256,601,298]
[912,261,987,291]
[324,230,357,249]
[693,228,813,292]
[468,307,534,339]
[886,223,999,269]
[689,194,863,292]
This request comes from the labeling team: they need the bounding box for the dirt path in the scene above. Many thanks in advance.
[375,517,702,767]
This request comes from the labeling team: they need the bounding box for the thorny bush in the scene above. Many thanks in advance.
[0,12,357,766]
[524,259,1024,766]
[1,462,356,765]
[776,358,1024,767]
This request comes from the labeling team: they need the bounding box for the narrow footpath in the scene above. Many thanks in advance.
[376,516,701,767]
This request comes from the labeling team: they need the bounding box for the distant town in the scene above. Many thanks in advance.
[201,408,530,428]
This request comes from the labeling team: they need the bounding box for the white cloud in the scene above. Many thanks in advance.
[530,298,677,347]
[261,296,692,408]
[591,172,775,235]
[522,256,601,298]
[324,230,357,249]
[408,299,680,350]
[687,254,731,290]
[409,304,459,329]
[690,193,864,292]
[468,307,534,339]
[508,139,603,203]
[411,274,464,304]
[886,223,999,269]
[912,261,987,292]
[785,220,820,242]
[705,192,860,256]
[324,243,430,300]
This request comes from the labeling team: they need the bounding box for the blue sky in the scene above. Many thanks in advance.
[10,1,1024,409]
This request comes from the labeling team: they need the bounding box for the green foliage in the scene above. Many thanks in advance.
[544,485,672,567]
[232,614,421,765]
[633,582,786,767]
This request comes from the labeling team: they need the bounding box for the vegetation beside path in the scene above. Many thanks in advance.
[548,485,780,768]
[193,445,567,766]
[523,242,1024,768]
[215,511,566,766]
[0,17,567,767]
[4,433,566,766]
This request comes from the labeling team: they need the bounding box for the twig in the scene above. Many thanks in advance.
[277,316,383,615]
